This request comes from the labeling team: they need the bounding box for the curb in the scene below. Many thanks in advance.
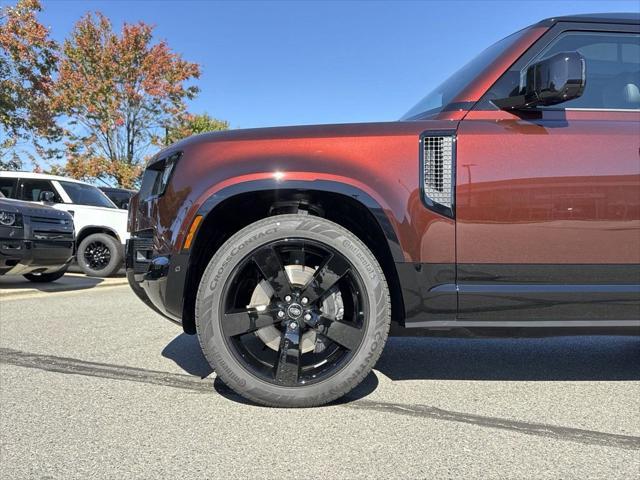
[0,274,129,301]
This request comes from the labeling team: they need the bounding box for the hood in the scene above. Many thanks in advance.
[73,204,128,216]
[151,121,435,163]
[0,197,73,220]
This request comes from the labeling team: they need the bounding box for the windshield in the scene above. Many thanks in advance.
[401,28,529,119]
[59,181,117,208]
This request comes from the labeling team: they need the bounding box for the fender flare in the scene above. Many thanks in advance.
[76,225,121,244]
[193,178,404,263]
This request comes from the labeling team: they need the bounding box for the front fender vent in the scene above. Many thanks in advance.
[420,131,456,218]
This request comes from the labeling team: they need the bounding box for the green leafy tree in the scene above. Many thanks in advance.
[0,0,60,170]
[159,112,229,146]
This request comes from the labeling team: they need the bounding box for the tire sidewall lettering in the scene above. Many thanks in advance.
[208,227,278,292]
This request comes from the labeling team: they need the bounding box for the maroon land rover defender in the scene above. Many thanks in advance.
[127,14,640,407]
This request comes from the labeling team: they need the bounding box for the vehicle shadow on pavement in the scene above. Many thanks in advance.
[161,333,213,378]
[161,333,640,405]
[0,274,104,294]
[161,333,379,405]
[376,336,640,381]
[67,264,126,276]
[210,372,379,406]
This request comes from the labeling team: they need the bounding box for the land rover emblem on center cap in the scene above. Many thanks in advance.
[287,304,302,319]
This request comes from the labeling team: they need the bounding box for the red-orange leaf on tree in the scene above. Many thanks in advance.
[0,0,60,170]
[55,12,200,188]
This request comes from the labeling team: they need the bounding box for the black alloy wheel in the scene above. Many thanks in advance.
[221,238,368,387]
[84,240,112,270]
[195,214,391,407]
[77,232,123,277]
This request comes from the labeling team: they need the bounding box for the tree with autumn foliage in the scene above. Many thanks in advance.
[0,0,60,170]
[55,13,200,188]
[159,112,229,146]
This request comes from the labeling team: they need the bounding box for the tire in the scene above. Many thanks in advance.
[77,233,122,277]
[195,214,391,407]
[24,265,68,283]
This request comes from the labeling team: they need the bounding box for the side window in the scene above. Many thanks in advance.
[533,32,640,110]
[482,31,640,110]
[19,179,63,203]
[0,178,17,198]
[111,193,131,209]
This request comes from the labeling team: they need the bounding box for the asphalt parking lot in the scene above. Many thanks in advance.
[0,279,639,479]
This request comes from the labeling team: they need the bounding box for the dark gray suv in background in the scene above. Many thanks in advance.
[0,194,74,282]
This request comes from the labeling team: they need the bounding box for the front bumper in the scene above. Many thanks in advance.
[125,236,189,325]
[0,238,74,276]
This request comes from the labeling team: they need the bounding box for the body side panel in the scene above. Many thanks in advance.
[456,108,640,321]
[457,109,640,264]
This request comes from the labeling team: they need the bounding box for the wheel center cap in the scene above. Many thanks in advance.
[287,303,303,319]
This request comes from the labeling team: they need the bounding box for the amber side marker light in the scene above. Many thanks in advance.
[183,215,203,250]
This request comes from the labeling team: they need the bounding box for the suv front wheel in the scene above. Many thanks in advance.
[195,214,391,407]
[77,232,123,277]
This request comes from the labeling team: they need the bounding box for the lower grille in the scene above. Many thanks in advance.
[127,236,154,274]
[31,216,72,226]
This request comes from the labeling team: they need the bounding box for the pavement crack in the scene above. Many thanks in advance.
[344,399,640,451]
[2,347,639,451]
[0,347,212,393]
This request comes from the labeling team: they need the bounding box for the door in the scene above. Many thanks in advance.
[456,26,640,323]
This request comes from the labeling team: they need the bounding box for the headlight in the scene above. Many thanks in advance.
[0,210,23,227]
[140,152,181,199]
[157,155,177,195]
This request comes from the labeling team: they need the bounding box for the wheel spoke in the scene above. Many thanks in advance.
[222,308,280,337]
[274,322,301,385]
[218,237,369,391]
[85,241,111,269]
[252,246,292,297]
[300,253,350,304]
[289,241,305,267]
[320,316,364,351]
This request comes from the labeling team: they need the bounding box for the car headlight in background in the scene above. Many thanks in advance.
[0,210,23,227]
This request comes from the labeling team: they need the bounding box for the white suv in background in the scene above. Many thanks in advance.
[0,172,129,277]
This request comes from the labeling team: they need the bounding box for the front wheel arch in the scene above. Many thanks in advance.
[181,181,405,334]
[76,226,120,247]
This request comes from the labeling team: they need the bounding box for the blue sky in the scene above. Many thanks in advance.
[27,0,640,128]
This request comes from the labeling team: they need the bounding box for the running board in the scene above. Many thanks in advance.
[405,320,640,329]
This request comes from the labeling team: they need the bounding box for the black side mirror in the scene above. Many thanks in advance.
[39,191,55,203]
[493,51,586,110]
